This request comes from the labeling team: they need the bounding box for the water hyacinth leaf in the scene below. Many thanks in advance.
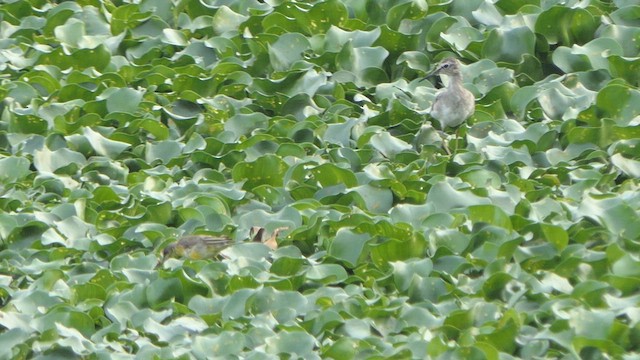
[552,38,623,73]
[337,44,389,85]
[368,131,412,158]
[611,254,640,277]
[212,6,248,35]
[269,33,311,72]
[608,55,640,87]
[482,26,535,64]
[476,316,519,353]
[33,308,95,338]
[535,6,597,46]
[599,23,640,57]
[466,61,514,95]
[6,81,39,106]
[538,223,569,251]
[467,205,512,230]
[38,45,112,71]
[224,112,270,140]
[442,26,484,52]
[174,74,214,95]
[308,0,348,33]
[266,331,316,358]
[427,182,491,212]
[375,25,419,54]
[146,277,183,306]
[611,153,640,178]
[578,195,640,239]
[396,51,429,72]
[407,275,448,303]
[162,28,188,46]
[104,88,143,114]
[306,264,348,284]
[55,18,103,49]
[391,258,433,292]
[232,154,289,188]
[310,163,358,188]
[81,127,130,159]
[163,100,203,121]
[350,184,393,213]
[110,4,150,35]
[596,84,640,125]
[431,228,471,254]
[370,236,427,267]
[324,26,381,52]
[328,228,370,267]
[193,332,247,358]
[271,255,305,276]
[0,328,31,359]
[0,157,31,183]
[33,147,86,174]
[145,140,183,164]
[471,0,502,26]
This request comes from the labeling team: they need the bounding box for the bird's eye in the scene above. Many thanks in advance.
[442,64,450,68]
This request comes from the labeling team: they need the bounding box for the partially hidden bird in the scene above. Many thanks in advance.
[160,227,288,263]
[162,234,233,261]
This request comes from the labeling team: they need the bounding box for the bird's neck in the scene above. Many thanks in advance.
[445,73,465,89]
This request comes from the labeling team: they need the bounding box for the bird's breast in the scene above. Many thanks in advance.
[430,88,475,128]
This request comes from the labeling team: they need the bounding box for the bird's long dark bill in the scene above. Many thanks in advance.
[423,65,441,79]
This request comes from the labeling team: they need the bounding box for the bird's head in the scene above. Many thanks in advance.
[428,58,462,77]
[161,243,179,259]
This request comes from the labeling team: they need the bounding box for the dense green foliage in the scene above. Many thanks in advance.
[1,0,639,358]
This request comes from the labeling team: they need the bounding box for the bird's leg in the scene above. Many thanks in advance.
[437,130,452,155]
[452,126,460,155]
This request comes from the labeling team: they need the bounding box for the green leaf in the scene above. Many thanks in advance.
[328,228,370,267]
[269,33,310,72]
[427,182,490,213]
[392,258,433,292]
[596,84,640,125]
[535,6,597,46]
[370,236,427,267]
[538,223,569,251]
[193,332,247,358]
[0,156,31,183]
[266,331,316,357]
[224,112,270,140]
[81,127,130,158]
[34,147,86,174]
[368,131,412,158]
[482,26,535,64]
[306,264,348,284]
[104,88,143,114]
[552,38,623,73]
[310,163,358,188]
[611,153,640,178]
[145,140,182,164]
[212,6,248,35]
[232,154,289,189]
[147,277,183,306]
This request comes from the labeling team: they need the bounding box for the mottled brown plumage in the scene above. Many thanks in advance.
[160,227,287,263]
[162,235,233,260]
